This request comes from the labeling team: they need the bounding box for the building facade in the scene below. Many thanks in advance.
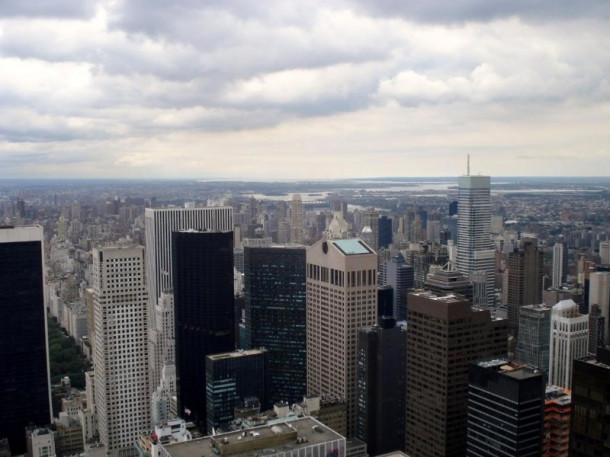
[405,291,508,457]
[467,359,544,456]
[0,226,51,455]
[356,317,406,456]
[306,238,378,436]
[548,299,588,389]
[514,304,552,372]
[456,175,495,308]
[244,245,306,408]
[92,245,150,457]
[172,230,235,427]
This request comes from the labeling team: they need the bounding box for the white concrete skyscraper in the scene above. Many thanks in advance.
[144,206,233,325]
[92,245,150,457]
[552,242,567,288]
[456,174,495,308]
[549,299,588,389]
[306,237,377,436]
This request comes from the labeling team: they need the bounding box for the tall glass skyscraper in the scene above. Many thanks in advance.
[173,230,235,428]
[456,174,495,308]
[0,226,51,455]
[244,245,306,408]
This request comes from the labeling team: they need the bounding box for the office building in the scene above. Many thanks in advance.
[514,304,552,372]
[0,226,51,455]
[588,304,605,354]
[26,427,56,457]
[506,238,543,334]
[589,271,610,345]
[356,317,407,456]
[157,417,345,457]
[548,299,588,389]
[543,385,571,457]
[378,216,392,249]
[244,245,306,407]
[467,359,544,457]
[290,194,304,244]
[600,240,610,264]
[172,230,235,427]
[92,245,150,457]
[569,347,610,456]
[456,174,495,308]
[380,253,414,321]
[423,262,473,302]
[552,241,568,288]
[362,208,380,250]
[205,348,268,433]
[306,238,378,437]
[144,206,233,327]
[149,291,176,417]
[405,291,508,457]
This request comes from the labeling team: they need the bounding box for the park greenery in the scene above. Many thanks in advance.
[47,316,91,389]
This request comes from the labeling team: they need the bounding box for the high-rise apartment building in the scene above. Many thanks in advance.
[0,226,51,455]
[514,304,552,372]
[569,347,610,456]
[172,230,234,427]
[552,241,568,288]
[244,245,306,407]
[548,299,588,389]
[92,245,150,457]
[506,238,543,333]
[467,359,544,457]
[144,206,233,326]
[306,238,378,437]
[356,317,406,456]
[290,195,304,244]
[456,174,495,308]
[405,291,508,457]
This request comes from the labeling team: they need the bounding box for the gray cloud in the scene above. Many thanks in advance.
[0,0,96,19]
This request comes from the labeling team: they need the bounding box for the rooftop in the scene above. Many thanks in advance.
[476,358,543,380]
[331,238,373,255]
[162,417,343,457]
[207,348,267,361]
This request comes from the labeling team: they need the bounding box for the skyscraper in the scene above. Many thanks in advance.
[92,245,150,457]
[405,291,508,457]
[506,237,543,333]
[570,347,610,456]
[290,194,304,244]
[552,241,568,288]
[588,271,610,345]
[0,226,51,455]
[172,230,234,427]
[380,253,414,321]
[467,359,544,456]
[144,206,233,326]
[356,317,406,456]
[306,238,378,436]
[548,299,588,389]
[600,240,610,264]
[423,262,473,302]
[244,245,306,408]
[514,304,552,372]
[456,174,495,308]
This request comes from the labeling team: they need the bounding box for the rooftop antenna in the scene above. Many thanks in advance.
[467,154,470,176]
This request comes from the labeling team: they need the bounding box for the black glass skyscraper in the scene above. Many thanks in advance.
[172,230,234,427]
[0,226,51,454]
[244,246,306,408]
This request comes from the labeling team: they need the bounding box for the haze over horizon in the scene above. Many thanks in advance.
[1,0,609,180]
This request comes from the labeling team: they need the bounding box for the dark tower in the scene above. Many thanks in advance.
[173,230,234,428]
[378,216,393,249]
[244,246,306,408]
[356,317,407,456]
[506,237,543,335]
[0,226,51,454]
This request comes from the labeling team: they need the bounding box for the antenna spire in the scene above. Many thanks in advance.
[467,154,470,176]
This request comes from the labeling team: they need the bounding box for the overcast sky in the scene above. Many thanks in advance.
[1,0,609,180]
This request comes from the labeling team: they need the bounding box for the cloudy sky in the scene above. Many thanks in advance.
[1,0,609,180]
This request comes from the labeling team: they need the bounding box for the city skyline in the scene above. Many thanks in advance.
[1,1,609,180]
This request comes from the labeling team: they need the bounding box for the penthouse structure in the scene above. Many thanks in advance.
[306,238,378,437]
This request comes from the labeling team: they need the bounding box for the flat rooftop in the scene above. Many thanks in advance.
[207,348,266,361]
[331,239,373,255]
[476,358,543,380]
[163,417,344,457]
